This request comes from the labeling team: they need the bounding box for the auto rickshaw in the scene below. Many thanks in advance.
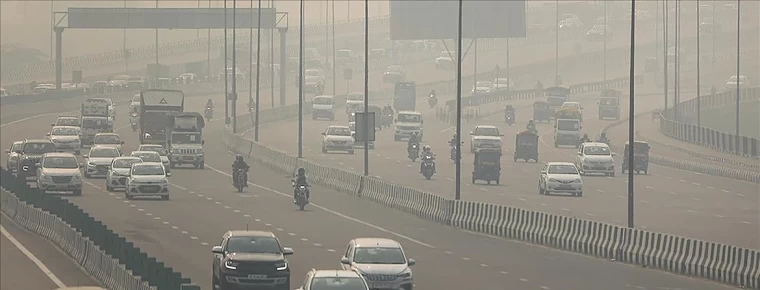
[472,149,501,185]
[545,85,571,110]
[533,101,553,123]
[513,130,539,162]
[621,141,650,174]
[555,107,582,124]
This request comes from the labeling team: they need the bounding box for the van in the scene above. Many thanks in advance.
[554,119,581,148]
[312,95,335,120]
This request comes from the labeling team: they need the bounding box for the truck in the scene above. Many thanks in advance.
[393,82,417,112]
[80,98,114,146]
[167,112,205,169]
[598,89,621,120]
[139,89,185,145]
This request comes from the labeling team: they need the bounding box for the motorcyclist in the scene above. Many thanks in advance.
[505,105,515,121]
[293,167,310,203]
[429,90,437,98]
[419,145,436,173]
[205,99,214,109]
[449,133,458,148]
[526,120,537,133]
[232,155,250,187]
[597,132,609,144]
[407,132,420,152]
[580,134,591,144]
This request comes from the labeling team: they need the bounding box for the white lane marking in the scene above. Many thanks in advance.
[206,165,436,248]
[714,215,724,218]
[691,182,700,186]
[678,179,686,183]
[596,189,605,193]
[645,186,654,190]
[735,193,746,197]
[518,198,526,201]
[742,221,752,225]
[480,188,488,192]
[669,191,677,195]
[0,111,74,128]
[171,183,189,191]
[721,189,730,193]
[0,226,67,288]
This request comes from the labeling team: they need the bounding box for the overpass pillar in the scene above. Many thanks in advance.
[278,27,288,107]
[54,27,65,90]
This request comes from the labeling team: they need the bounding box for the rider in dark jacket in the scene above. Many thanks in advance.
[205,99,214,108]
[232,155,249,186]
[597,132,609,144]
[293,167,310,203]
[407,132,420,153]
[579,134,591,144]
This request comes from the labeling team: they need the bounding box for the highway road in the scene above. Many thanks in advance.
[0,214,99,290]
[0,101,737,290]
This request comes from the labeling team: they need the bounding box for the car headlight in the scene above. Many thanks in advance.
[275,262,288,271]
[72,175,82,180]
[398,271,412,278]
[39,173,50,180]
[573,178,583,183]
[224,260,238,270]
[88,162,95,166]
[548,178,559,182]
[160,178,169,184]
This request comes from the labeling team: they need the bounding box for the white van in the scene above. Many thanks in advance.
[554,119,582,148]
[312,95,335,120]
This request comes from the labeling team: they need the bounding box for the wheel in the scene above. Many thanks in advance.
[106,183,112,192]
[513,157,518,162]
[348,150,355,155]
[621,168,625,174]
[425,174,431,180]
[577,192,583,197]
[495,179,500,185]
[170,163,176,169]
[161,195,170,200]
[125,192,132,200]
[73,189,82,196]
[539,184,544,195]
[312,114,317,120]
[471,176,475,184]
[299,204,305,211]
[199,163,205,169]
[322,147,327,153]
[84,172,90,178]
[487,180,491,185]
[610,171,615,177]
[394,136,400,141]
[643,169,648,175]
[554,142,559,148]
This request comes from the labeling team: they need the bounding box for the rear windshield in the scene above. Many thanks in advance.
[55,118,80,126]
[89,147,120,158]
[557,121,580,131]
[42,157,78,169]
[113,159,142,168]
[314,97,333,105]
[23,143,56,154]
[397,114,421,123]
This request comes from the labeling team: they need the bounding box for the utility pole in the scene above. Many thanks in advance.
[735,0,740,136]
[696,0,701,136]
[155,0,160,84]
[363,0,369,176]
[555,0,560,84]
[332,0,336,96]
[454,0,463,200]
[255,0,262,141]
[298,0,304,158]
[627,0,637,229]
[225,0,230,124]
[604,0,607,81]
[663,0,669,114]
[232,0,238,133]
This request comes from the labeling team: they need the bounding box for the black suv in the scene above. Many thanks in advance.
[212,231,294,290]
[15,139,57,180]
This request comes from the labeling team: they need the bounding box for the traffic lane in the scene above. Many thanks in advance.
[254,93,760,247]
[0,215,100,289]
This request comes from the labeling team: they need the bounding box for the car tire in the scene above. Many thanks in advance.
[161,195,170,201]
[106,183,112,192]
[73,189,82,196]
[199,163,205,169]
[84,172,91,178]
[577,191,583,197]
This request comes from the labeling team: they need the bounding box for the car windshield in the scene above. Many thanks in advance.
[600,98,618,105]
[82,118,108,128]
[548,165,579,175]
[89,148,120,158]
[94,135,120,144]
[476,81,492,87]
[557,121,580,131]
[23,143,56,154]
[337,50,351,57]
[226,236,281,254]
[171,133,202,144]
[353,247,406,264]
[314,97,332,105]
[347,94,364,101]
[387,66,402,72]
[113,159,141,168]
[397,114,421,123]
[311,277,367,290]
[131,164,165,176]
[561,103,580,109]
[51,128,79,136]
[474,127,500,136]
[327,127,351,136]
[42,157,78,169]
[139,146,167,156]
[132,153,161,162]
[584,146,611,155]
[56,118,79,126]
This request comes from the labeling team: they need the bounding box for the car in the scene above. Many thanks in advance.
[51,116,81,127]
[105,157,143,192]
[304,76,325,95]
[88,97,116,120]
[382,65,406,83]
[472,81,493,95]
[394,111,424,141]
[470,125,504,153]
[322,126,355,154]
[47,126,82,155]
[305,69,326,82]
[586,24,613,41]
[369,48,386,58]
[136,144,171,172]
[125,162,170,200]
[295,269,369,290]
[336,49,359,65]
[211,231,294,290]
[16,139,57,180]
[312,95,335,121]
[538,162,583,197]
[725,75,748,90]
[576,142,615,176]
[560,101,583,111]
[92,133,124,152]
[83,146,121,178]
[5,141,23,173]
[558,17,583,30]
[35,153,83,196]
[130,151,164,168]
[340,238,415,290]
[491,78,514,91]
[345,92,365,113]
[435,51,454,70]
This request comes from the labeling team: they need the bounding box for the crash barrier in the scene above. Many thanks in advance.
[222,102,760,290]
[659,87,760,159]
[2,16,392,84]
[0,168,200,290]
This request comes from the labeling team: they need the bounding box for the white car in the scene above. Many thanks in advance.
[576,142,615,176]
[51,116,81,127]
[336,49,359,65]
[345,92,365,113]
[725,75,748,90]
[340,238,415,290]
[322,126,355,154]
[105,157,143,192]
[560,101,583,111]
[136,144,171,172]
[538,162,583,197]
[92,133,124,152]
[125,162,170,200]
[472,81,493,95]
[435,51,454,70]
[491,78,514,91]
[5,141,23,173]
[47,126,82,155]
[83,146,122,178]
[305,69,325,82]
[470,125,504,153]
[130,151,163,165]
[35,153,83,196]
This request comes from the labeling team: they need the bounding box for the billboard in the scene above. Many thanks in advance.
[389,0,526,40]
[66,8,276,29]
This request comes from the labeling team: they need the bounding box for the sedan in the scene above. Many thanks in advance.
[5,141,23,173]
[106,157,143,192]
[538,162,583,197]
[322,126,355,154]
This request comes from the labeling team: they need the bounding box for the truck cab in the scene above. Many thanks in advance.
[168,112,205,169]
[554,119,582,148]
[394,111,424,141]
[598,89,621,120]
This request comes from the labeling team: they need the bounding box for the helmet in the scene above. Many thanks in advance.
[452,133,457,138]
[297,167,306,175]
[583,134,589,139]
[600,132,607,138]
[423,145,431,151]
[528,119,535,125]
[236,154,243,161]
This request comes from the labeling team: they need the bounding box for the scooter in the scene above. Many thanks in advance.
[505,111,515,126]
[428,95,438,108]
[449,141,464,161]
[129,113,139,131]
[232,167,248,192]
[421,155,435,180]
[291,180,309,211]
[408,143,420,162]
[204,107,213,121]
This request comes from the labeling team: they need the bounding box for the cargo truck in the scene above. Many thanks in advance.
[167,112,205,169]
[393,82,417,112]
[139,89,185,145]
[80,98,113,146]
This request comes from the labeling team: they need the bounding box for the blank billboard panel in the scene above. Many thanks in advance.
[389,0,526,40]
[66,8,276,29]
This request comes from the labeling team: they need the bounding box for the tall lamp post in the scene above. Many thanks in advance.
[232,0,238,133]
[254,0,262,141]
[696,0,701,135]
[363,0,369,176]
[734,0,740,136]
[454,0,463,200]
[627,0,637,229]
[297,0,304,158]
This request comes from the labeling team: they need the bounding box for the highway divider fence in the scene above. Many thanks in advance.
[222,78,760,289]
[0,168,200,290]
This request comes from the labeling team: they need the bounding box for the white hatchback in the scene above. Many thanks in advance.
[538,162,583,197]
[125,162,170,200]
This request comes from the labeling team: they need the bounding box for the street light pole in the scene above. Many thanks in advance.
[735,0,740,136]
[555,0,560,84]
[298,0,304,158]
[332,0,336,96]
[155,0,159,84]
[232,0,238,134]
[270,0,275,108]
[696,0,701,135]
[627,0,637,229]
[663,0,668,114]
[604,0,607,81]
[455,0,463,200]
[363,0,369,177]
[255,0,262,141]
[224,0,230,124]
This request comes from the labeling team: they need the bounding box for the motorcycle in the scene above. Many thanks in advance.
[449,141,464,161]
[232,167,248,192]
[505,111,515,126]
[408,143,420,162]
[204,107,213,120]
[129,113,139,131]
[428,95,438,108]
[421,154,435,180]
[291,180,309,211]
[381,112,393,128]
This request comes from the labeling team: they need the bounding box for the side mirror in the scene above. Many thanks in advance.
[120,141,125,144]
[340,257,351,265]
[4,150,9,153]
[541,171,547,174]
[577,152,582,156]
[50,123,55,126]
[407,258,416,266]
[394,119,397,122]
[211,246,224,254]
[553,125,557,128]
[611,152,617,156]
[14,150,22,154]
[321,133,326,135]
[46,133,50,136]
[82,155,88,158]
[469,132,473,135]
[166,172,172,177]
[420,120,424,124]
[282,247,294,255]
[202,140,205,145]
[498,134,504,137]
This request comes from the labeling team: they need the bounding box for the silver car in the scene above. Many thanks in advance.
[136,144,171,173]
[125,162,170,200]
[5,141,23,173]
[36,153,83,196]
[93,133,124,152]
[322,126,355,154]
[538,162,584,197]
[130,151,163,165]
[83,146,121,178]
[106,157,143,192]
[47,126,82,155]
[340,238,415,290]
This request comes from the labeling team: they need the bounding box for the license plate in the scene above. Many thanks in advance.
[182,156,194,160]
[556,187,573,190]
[372,284,394,289]
[247,274,266,280]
